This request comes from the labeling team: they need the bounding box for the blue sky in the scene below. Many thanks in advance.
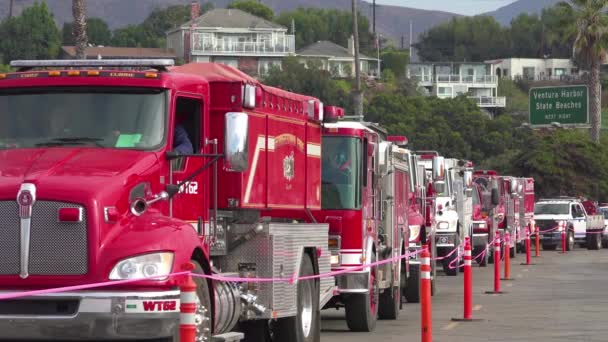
[374,0,518,15]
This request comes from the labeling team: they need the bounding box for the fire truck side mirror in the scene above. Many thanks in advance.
[491,188,500,206]
[432,156,445,181]
[225,112,249,172]
[463,170,473,189]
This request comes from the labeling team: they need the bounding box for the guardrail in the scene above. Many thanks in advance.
[468,96,506,108]
[410,74,498,85]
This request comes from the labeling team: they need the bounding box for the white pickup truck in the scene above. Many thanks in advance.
[533,198,604,251]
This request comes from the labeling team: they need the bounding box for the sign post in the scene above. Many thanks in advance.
[529,85,589,128]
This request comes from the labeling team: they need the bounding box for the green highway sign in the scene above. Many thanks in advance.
[529,85,589,126]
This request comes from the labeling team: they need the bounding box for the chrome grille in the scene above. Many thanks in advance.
[0,201,20,275]
[0,200,88,276]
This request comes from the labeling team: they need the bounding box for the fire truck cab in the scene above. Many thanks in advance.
[0,59,337,342]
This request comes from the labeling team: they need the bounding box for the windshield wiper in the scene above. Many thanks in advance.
[35,137,105,148]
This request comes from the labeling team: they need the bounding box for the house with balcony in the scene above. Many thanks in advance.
[166,8,294,76]
[296,39,380,79]
[485,58,584,81]
[407,62,506,108]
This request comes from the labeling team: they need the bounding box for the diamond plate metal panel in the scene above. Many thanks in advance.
[215,223,331,319]
[29,201,88,275]
[0,201,20,275]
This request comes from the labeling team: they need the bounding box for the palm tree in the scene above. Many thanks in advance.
[560,0,608,143]
[72,0,87,59]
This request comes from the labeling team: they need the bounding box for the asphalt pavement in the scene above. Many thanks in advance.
[321,247,608,341]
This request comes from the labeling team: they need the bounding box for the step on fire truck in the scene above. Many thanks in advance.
[314,121,415,331]
[0,59,343,342]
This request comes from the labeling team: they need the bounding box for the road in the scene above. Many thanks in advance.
[321,248,608,341]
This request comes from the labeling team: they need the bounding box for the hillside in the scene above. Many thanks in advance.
[0,0,459,47]
[485,0,562,25]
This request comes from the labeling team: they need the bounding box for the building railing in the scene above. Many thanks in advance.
[191,33,295,55]
[468,96,506,108]
[410,73,498,85]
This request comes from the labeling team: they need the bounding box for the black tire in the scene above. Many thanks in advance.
[587,233,602,250]
[476,246,489,267]
[240,320,271,342]
[345,254,378,332]
[543,244,557,251]
[274,254,320,342]
[602,238,608,248]
[442,248,459,276]
[404,263,420,303]
[566,231,575,251]
[509,246,516,259]
[378,285,400,320]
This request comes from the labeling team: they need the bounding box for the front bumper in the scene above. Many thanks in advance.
[0,289,180,340]
[335,270,369,294]
[435,232,457,248]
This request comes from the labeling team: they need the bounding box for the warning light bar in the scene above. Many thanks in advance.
[10,59,175,72]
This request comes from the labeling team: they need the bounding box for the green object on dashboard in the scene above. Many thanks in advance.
[115,134,142,147]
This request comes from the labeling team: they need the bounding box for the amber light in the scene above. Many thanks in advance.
[48,71,61,77]
[67,70,80,76]
[87,70,100,76]
[58,207,83,223]
[0,74,6,79]
[145,72,158,78]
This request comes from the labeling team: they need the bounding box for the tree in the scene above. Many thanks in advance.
[0,2,61,62]
[63,18,111,46]
[508,14,543,58]
[227,0,274,21]
[381,48,409,79]
[111,25,147,47]
[559,0,608,143]
[275,8,374,52]
[72,0,87,59]
[415,16,510,62]
[263,56,352,113]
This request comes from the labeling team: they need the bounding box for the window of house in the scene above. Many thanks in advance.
[438,87,451,95]
[555,68,566,76]
[523,67,535,80]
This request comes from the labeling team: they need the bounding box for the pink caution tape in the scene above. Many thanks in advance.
[0,249,425,301]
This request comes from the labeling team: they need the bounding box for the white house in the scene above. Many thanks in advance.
[485,58,582,81]
[296,39,380,79]
[407,62,506,108]
[166,8,295,76]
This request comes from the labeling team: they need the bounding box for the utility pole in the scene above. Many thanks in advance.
[409,20,413,58]
[8,0,13,18]
[372,0,376,35]
[352,0,363,120]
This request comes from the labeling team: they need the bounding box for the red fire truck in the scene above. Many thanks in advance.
[313,122,413,331]
[473,170,505,262]
[0,59,342,342]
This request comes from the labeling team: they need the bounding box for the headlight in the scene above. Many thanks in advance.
[109,252,174,280]
[438,222,449,229]
[476,222,486,228]
[330,253,341,266]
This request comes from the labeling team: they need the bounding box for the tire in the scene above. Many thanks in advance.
[587,233,602,250]
[404,263,420,303]
[602,237,608,248]
[274,253,320,342]
[566,231,575,251]
[543,244,557,251]
[509,246,516,259]
[474,246,488,267]
[345,253,378,332]
[378,285,400,320]
[182,261,212,342]
[442,248,459,276]
[240,320,271,342]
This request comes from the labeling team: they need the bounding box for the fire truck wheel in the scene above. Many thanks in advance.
[403,263,420,303]
[542,244,557,250]
[509,246,516,259]
[475,247,488,267]
[173,261,212,342]
[566,231,575,251]
[587,233,602,250]
[274,254,320,342]
[345,253,378,332]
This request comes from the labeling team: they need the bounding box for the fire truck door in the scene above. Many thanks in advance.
[168,96,206,229]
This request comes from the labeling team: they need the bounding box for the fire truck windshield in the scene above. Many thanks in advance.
[0,87,166,150]
[321,136,362,210]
